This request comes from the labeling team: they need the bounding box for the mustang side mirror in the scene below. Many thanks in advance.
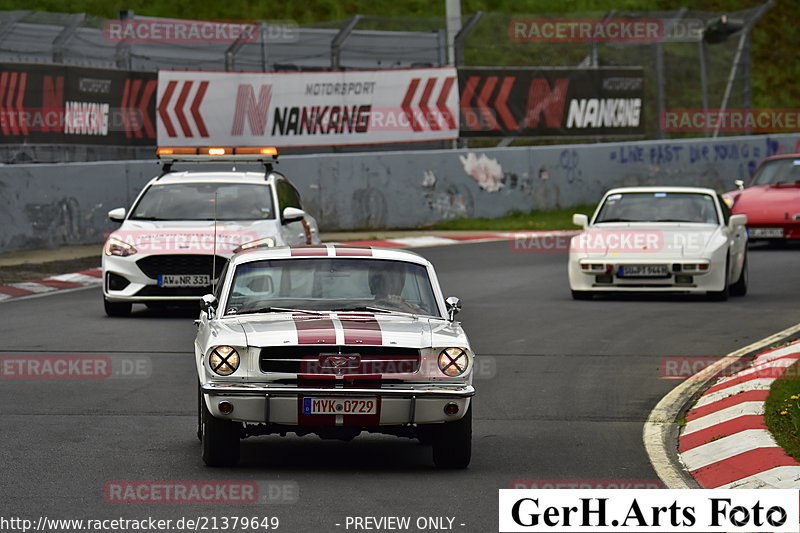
[734,179,744,191]
[729,214,747,227]
[108,207,126,222]
[200,294,218,319]
[282,207,306,224]
[445,296,462,322]
[572,214,588,229]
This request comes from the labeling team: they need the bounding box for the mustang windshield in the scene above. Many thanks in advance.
[594,192,719,224]
[130,182,274,221]
[226,258,440,317]
[751,158,800,186]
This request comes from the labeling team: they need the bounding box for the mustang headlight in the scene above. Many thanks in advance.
[104,237,137,257]
[233,237,275,254]
[438,347,469,377]
[208,345,240,376]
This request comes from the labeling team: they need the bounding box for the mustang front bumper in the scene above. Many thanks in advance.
[201,382,475,425]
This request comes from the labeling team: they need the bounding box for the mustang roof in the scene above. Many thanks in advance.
[231,245,431,266]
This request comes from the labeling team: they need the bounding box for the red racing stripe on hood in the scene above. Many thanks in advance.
[292,315,336,344]
[339,314,383,345]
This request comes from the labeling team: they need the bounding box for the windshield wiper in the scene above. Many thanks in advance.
[595,218,635,223]
[235,306,326,316]
[129,216,169,221]
[332,305,422,318]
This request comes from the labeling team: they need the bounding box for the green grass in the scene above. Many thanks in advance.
[764,359,800,462]
[431,204,594,231]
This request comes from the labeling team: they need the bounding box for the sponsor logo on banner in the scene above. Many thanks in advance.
[156,68,459,147]
[0,64,156,144]
[458,67,644,138]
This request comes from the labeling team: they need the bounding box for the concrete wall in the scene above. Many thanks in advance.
[2,133,800,252]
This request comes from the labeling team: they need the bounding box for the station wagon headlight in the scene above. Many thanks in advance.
[104,237,137,257]
[233,237,275,254]
[438,348,469,377]
[208,345,240,376]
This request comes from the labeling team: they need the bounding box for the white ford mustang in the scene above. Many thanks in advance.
[195,245,475,468]
[568,187,748,300]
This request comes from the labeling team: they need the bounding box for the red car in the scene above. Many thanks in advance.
[723,153,800,240]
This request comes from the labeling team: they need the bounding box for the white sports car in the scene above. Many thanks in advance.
[195,245,475,469]
[568,187,748,300]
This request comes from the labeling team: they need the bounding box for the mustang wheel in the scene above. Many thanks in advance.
[104,298,132,317]
[201,395,241,467]
[730,255,748,297]
[432,405,472,469]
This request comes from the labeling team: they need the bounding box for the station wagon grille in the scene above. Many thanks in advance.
[136,254,226,279]
[260,346,421,375]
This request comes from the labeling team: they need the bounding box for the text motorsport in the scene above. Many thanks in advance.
[498,489,799,532]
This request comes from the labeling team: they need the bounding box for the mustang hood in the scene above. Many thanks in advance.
[237,313,467,350]
[572,224,724,259]
[110,219,282,255]
[733,186,800,224]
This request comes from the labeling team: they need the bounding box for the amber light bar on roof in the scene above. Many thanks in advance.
[156,146,279,163]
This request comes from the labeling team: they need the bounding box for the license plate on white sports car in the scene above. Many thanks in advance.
[157,274,210,287]
[302,397,377,415]
[618,265,669,277]
[749,227,784,238]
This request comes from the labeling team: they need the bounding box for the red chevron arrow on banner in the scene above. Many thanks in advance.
[157,80,178,137]
[460,76,480,130]
[122,79,157,139]
[477,76,500,131]
[158,80,208,138]
[496,76,518,130]
[418,78,439,131]
[438,76,456,129]
[402,78,423,132]
[0,72,26,136]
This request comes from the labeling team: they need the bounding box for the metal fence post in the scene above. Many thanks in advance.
[52,13,85,64]
[331,15,362,71]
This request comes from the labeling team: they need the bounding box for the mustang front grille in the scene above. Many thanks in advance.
[260,346,421,375]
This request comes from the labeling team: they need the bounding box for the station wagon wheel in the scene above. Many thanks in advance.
[103,298,131,317]
[432,404,472,469]
[201,393,241,467]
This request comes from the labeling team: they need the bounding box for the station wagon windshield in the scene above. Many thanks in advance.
[130,183,274,221]
[594,192,719,224]
[225,258,440,317]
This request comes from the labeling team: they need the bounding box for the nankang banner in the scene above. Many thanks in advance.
[156,68,459,147]
[0,63,156,144]
[458,67,644,138]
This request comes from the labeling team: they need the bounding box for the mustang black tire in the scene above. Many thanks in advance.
[571,290,594,300]
[730,255,748,297]
[432,405,472,469]
[201,395,241,467]
[104,298,132,317]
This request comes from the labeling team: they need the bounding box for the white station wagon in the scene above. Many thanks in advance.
[568,186,748,300]
[195,245,475,468]
[102,147,320,316]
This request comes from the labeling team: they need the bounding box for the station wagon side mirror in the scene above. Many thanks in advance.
[734,179,744,190]
[108,207,126,222]
[445,296,462,322]
[282,207,306,224]
[572,213,589,229]
[729,214,747,227]
[200,294,218,319]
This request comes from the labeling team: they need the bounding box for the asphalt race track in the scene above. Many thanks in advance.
[2,241,799,532]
